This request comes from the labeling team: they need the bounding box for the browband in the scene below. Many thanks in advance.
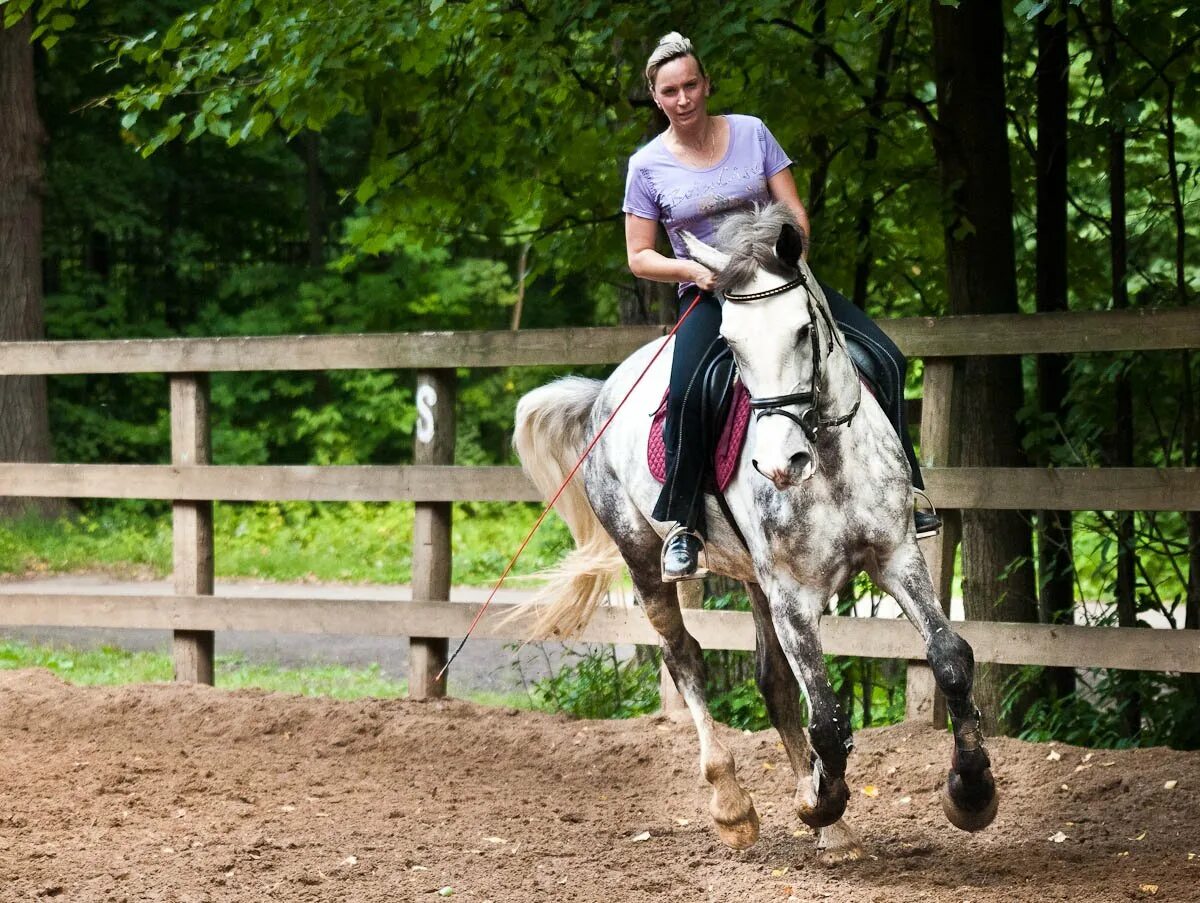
[722,273,807,303]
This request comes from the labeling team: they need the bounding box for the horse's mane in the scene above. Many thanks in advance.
[712,203,805,292]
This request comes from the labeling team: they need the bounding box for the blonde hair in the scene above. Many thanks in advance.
[644,32,708,91]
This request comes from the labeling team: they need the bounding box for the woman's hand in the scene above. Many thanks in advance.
[689,261,717,291]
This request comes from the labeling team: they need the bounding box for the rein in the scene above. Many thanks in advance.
[722,271,860,442]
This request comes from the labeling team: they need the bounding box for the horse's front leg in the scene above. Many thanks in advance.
[634,573,760,849]
[875,542,999,832]
[764,580,854,830]
[746,582,862,861]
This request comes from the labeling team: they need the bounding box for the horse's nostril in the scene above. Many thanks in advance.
[789,451,811,470]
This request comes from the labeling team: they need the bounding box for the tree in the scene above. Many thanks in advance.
[1035,0,1075,700]
[929,0,1040,734]
[0,11,58,517]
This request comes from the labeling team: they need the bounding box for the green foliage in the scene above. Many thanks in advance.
[529,644,660,720]
[1004,666,1200,750]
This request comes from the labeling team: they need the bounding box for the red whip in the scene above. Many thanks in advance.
[437,293,704,680]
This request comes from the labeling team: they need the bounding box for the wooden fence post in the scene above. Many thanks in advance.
[170,374,215,684]
[410,369,455,698]
[659,580,703,716]
[906,358,961,725]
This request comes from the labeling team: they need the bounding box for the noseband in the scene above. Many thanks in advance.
[722,271,860,443]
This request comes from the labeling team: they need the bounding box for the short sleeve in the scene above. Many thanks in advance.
[758,119,792,178]
[622,162,660,220]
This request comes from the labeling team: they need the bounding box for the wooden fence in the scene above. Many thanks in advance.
[1,308,1198,722]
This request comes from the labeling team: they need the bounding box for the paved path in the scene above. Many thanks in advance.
[0,576,631,695]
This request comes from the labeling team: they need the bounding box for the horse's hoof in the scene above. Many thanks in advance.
[714,806,760,850]
[816,820,863,864]
[796,776,850,830]
[941,768,999,832]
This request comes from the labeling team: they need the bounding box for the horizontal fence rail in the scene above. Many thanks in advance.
[0,463,1195,511]
[1,594,1196,674]
[1,309,1198,376]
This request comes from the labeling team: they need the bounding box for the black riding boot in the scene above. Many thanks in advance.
[653,291,724,582]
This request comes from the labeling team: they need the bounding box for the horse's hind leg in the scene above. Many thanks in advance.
[746,583,861,862]
[875,543,999,832]
[637,569,760,849]
[591,492,759,849]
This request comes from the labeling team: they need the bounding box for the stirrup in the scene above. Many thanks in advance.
[913,488,942,540]
[660,524,709,583]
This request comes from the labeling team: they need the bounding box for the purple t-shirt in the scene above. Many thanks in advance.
[622,114,793,294]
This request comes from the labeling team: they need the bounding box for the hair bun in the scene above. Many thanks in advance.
[657,31,690,49]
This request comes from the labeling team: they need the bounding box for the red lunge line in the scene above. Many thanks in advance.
[437,292,705,681]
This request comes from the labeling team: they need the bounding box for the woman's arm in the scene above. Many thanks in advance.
[625,213,716,290]
[766,168,812,254]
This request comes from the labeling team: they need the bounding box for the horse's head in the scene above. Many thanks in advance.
[682,205,838,491]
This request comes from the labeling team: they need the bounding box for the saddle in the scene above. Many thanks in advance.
[647,338,887,491]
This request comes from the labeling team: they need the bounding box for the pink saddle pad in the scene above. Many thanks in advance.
[647,382,751,492]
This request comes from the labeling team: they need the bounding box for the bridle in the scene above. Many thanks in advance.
[721,270,860,443]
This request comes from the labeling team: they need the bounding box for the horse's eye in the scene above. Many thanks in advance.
[797,324,811,342]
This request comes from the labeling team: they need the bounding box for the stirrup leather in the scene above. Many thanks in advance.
[660,524,709,583]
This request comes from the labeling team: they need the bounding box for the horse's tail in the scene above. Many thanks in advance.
[513,376,626,640]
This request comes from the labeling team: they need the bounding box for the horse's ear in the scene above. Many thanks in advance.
[680,231,730,274]
[775,223,806,271]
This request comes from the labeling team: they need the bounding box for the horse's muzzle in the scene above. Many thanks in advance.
[752,449,816,490]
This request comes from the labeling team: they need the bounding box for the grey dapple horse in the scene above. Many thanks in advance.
[513,205,997,859]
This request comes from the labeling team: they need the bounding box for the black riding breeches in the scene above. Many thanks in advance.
[652,284,926,535]
[652,290,725,536]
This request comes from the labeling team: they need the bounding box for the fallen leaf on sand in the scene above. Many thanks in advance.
[340,856,357,867]
[437,888,454,898]
[1049,832,1068,843]
[674,818,690,827]
[630,831,651,842]
[1164,780,1178,790]
[771,868,788,877]
[483,837,507,845]
[763,762,776,770]
[1139,885,1158,896]
[1046,750,1062,762]
[1135,831,1147,841]
[861,785,879,798]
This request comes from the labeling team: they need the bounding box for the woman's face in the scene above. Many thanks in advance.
[652,55,709,129]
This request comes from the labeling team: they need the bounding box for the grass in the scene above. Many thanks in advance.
[0,500,573,586]
[0,639,535,708]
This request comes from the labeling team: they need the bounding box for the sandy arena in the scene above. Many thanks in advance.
[0,669,1196,902]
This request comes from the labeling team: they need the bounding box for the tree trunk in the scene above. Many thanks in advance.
[806,0,831,225]
[851,11,901,312]
[0,15,59,518]
[930,0,1040,735]
[1097,0,1140,738]
[303,130,325,267]
[1035,0,1075,700]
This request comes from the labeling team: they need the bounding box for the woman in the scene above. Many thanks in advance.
[623,32,939,582]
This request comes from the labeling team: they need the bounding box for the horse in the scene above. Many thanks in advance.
[512,204,997,860]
